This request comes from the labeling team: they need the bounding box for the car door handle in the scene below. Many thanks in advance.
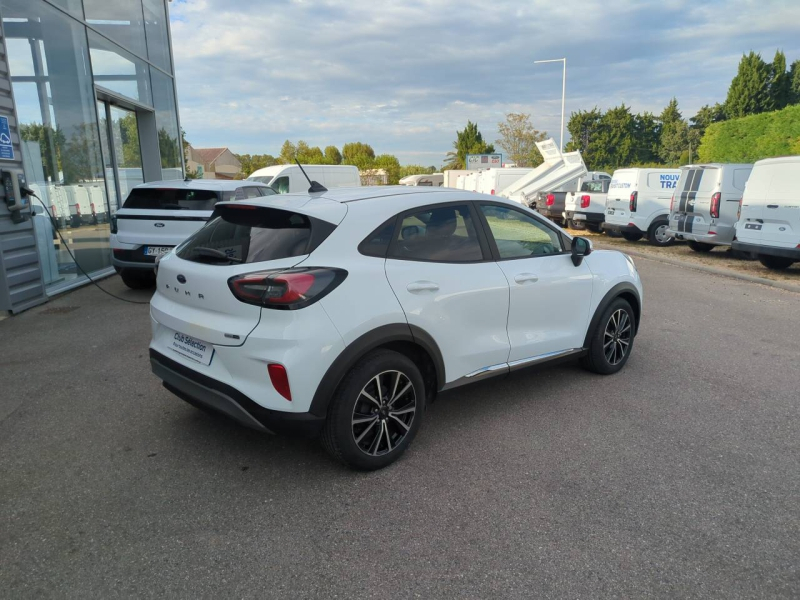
[514,273,539,284]
[407,281,440,293]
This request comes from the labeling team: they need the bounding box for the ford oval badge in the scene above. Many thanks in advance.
[154,223,165,228]
[177,274,186,284]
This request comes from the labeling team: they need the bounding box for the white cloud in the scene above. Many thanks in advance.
[169,0,800,166]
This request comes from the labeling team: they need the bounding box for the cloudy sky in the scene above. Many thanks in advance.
[169,0,800,167]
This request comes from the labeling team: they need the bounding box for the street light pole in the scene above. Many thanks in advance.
[534,58,567,153]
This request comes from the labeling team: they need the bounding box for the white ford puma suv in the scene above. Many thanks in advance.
[150,186,643,470]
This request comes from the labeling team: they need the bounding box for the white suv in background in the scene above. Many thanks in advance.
[111,179,275,288]
[149,187,643,470]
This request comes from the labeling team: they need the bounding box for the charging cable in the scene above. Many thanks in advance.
[26,189,151,305]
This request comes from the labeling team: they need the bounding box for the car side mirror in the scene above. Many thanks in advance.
[571,236,592,266]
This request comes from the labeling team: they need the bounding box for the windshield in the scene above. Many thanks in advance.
[122,188,220,210]
[248,176,273,185]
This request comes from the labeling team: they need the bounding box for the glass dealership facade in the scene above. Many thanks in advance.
[0,0,182,294]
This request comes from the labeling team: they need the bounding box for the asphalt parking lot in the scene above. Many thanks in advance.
[1,257,799,599]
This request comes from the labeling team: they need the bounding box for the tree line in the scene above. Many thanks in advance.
[235,141,436,184]
[449,49,800,172]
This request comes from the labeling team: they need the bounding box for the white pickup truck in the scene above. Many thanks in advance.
[564,178,611,231]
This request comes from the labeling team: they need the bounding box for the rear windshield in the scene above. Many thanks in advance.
[177,205,320,264]
[122,188,220,211]
[248,176,273,185]
[580,180,605,193]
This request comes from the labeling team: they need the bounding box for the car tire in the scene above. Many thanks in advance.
[120,269,156,289]
[586,223,602,233]
[758,255,795,270]
[688,241,714,253]
[322,350,425,471]
[570,219,587,230]
[647,220,674,246]
[580,297,635,375]
[621,231,643,242]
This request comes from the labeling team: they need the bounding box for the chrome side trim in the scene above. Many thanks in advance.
[465,363,509,378]
[507,348,584,371]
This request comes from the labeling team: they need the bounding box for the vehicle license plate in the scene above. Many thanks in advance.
[573,214,586,220]
[145,246,172,257]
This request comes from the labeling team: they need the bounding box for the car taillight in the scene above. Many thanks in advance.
[268,364,292,401]
[737,198,743,220]
[670,195,675,212]
[580,195,591,209]
[490,189,495,195]
[710,192,721,219]
[546,193,555,206]
[228,267,347,310]
[75,204,81,216]
[110,215,118,234]
[629,191,638,212]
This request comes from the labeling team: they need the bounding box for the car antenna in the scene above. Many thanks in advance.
[295,160,328,193]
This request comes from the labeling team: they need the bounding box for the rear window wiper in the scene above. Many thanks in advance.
[190,247,243,263]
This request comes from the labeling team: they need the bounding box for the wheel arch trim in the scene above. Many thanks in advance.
[583,283,642,348]
[308,323,446,417]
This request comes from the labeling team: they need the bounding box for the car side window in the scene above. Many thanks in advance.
[272,176,290,194]
[479,204,564,259]
[243,187,262,199]
[358,218,396,258]
[389,204,483,263]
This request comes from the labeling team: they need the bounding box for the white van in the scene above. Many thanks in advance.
[732,156,800,270]
[603,168,681,245]
[247,164,360,193]
[476,168,534,196]
[443,170,473,188]
[668,163,753,252]
[398,173,444,187]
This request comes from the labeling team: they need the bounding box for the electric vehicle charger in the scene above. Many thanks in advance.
[26,189,151,305]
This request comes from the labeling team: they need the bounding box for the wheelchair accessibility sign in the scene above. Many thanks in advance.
[0,116,15,160]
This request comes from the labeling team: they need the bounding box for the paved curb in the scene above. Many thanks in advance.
[598,245,800,294]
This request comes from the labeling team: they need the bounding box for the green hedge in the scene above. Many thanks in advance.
[698,104,800,162]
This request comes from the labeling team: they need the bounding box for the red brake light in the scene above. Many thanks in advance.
[629,191,638,212]
[710,192,721,219]
[268,364,292,401]
[580,195,591,209]
[546,193,555,206]
[228,267,346,310]
[490,189,495,195]
[226,204,258,210]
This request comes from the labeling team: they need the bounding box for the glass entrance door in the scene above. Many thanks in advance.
[97,100,144,212]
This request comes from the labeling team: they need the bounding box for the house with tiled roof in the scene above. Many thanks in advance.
[186,146,241,179]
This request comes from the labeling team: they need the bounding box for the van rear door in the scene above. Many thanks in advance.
[673,167,718,235]
[606,170,638,220]
[760,163,800,247]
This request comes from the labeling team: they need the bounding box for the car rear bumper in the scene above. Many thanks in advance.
[565,210,604,224]
[150,349,325,438]
[731,241,800,260]
[536,207,564,220]
[602,222,641,234]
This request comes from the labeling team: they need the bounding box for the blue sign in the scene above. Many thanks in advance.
[0,116,14,160]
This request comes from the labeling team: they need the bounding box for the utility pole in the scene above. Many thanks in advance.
[534,58,567,152]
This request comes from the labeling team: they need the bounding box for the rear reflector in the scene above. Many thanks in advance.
[546,194,555,206]
[268,364,292,401]
[490,189,495,195]
[580,195,591,209]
